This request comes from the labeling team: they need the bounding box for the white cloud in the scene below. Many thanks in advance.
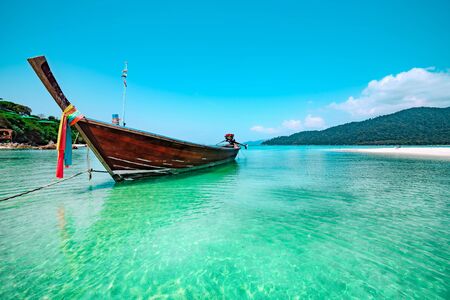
[250,125,279,134]
[251,115,325,135]
[282,119,302,130]
[329,67,450,117]
[304,114,325,129]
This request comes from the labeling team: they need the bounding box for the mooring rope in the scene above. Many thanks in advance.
[0,169,107,202]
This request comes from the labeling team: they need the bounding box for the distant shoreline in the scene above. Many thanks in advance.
[0,143,86,150]
[334,147,450,159]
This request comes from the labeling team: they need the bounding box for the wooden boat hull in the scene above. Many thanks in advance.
[78,118,239,180]
[27,56,240,182]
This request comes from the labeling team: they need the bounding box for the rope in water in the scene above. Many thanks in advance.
[0,169,107,202]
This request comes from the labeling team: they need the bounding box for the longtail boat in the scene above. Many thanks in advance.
[28,56,241,182]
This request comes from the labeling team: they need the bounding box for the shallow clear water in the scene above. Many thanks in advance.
[1,146,449,299]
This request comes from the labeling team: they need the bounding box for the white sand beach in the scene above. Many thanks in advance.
[335,147,450,159]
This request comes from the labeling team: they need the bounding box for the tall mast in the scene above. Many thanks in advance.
[121,61,128,127]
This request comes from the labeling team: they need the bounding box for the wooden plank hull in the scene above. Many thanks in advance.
[27,56,240,182]
[78,118,239,180]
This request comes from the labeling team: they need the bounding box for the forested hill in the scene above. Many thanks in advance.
[0,99,82,145]
[263,107,450,145]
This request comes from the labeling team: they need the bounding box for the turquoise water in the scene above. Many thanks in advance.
[1,146,449,299]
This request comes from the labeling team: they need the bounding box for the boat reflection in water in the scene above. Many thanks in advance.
[52,161,240,297]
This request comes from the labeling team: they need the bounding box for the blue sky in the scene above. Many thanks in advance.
[1,0,449,143]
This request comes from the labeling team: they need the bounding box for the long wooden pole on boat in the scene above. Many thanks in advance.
[121,61,128,127]
[27,56,121,182]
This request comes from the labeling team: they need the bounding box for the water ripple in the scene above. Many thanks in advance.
[0,147,449,299]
